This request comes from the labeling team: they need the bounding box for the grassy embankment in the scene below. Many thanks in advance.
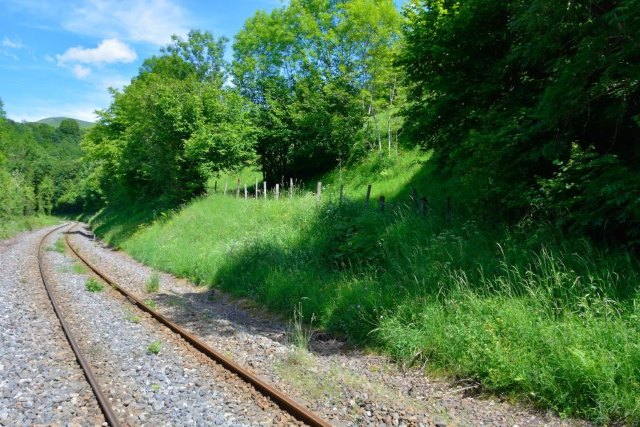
[91,149,640,424]
[0,215,60,240]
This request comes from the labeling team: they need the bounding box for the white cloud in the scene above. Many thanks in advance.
[64,0,189,46]
[72,64,92,78]
[1,36,24,60]
[2,36,24,49]
[57,38,137,65]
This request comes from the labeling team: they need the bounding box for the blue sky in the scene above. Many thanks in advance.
[0,0,284,122]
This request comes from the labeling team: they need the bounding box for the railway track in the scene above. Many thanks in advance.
[36,222,330,426]
[37,223,119,426]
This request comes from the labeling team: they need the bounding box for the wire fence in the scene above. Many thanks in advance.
[213,178,454,224]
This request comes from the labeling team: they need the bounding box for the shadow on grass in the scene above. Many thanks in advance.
[89,199,176,247]
[89,159,640,422]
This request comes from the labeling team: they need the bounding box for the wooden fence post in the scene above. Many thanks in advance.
[236,179,240,198]
[244,184,248,200]
[289,178,294,198]
[339,184,344,206]
[224,181,228,196]
[379,195,385,212]
[214,181,218,193]
[275,183,280,200]
[316,182,322,202]
[365,184,372,208]
[419,196,428,216]
[255,178,259,199]
[263,181,267,200]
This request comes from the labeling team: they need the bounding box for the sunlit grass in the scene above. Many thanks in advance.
[91,150,640,423]
[0,215,59,240]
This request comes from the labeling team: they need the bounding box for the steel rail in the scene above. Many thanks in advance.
[65,223,331,427]
[37,223,121,427]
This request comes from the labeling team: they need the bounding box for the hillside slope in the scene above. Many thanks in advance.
[35,117,94,129]
[91,150,640,424]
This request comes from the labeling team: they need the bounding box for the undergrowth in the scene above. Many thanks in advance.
[0,215,59,240]
[90,150,640,424]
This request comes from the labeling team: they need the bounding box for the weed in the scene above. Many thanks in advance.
[54,238,66,253]
[151,384,161,391]
[144,299,157,309]
[145,271,160,293]
[60,262,88,274]
[72,263,88,274]
[147,340,162,355]
[124,309,140,323]
[85,277,104,292]
[47,237,66,253]
[286,302,315,351]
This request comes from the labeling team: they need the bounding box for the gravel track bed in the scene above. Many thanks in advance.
[69,224,590,427]
[44,227,299,426]
[0,225,104,426]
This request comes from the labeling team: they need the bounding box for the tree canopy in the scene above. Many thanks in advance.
[84,30,255,205]
[400,0,640,245]
[233,0,402,181]
[0,98,86,217]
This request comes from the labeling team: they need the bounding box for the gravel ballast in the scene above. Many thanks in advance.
[42,225,297,426]
[0,225,104,426]
[68,223,590,427]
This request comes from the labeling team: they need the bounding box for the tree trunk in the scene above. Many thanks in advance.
[387,78,396,157]
[370,97,382,159]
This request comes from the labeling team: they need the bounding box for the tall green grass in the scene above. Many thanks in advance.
[92,151,640,423]
[0,215,60,240]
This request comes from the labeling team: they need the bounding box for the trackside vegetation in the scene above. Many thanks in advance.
[91,151,640,424]
[0,101,86,238]
[0,215,59,240]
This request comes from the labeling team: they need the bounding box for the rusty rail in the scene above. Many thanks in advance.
[65,223,331,427]
[38,224,121,427]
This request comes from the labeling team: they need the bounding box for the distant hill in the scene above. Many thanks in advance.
[36,117,94,129]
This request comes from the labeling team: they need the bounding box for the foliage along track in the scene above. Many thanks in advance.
[37,223,121,426]
[64,222,331,427]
